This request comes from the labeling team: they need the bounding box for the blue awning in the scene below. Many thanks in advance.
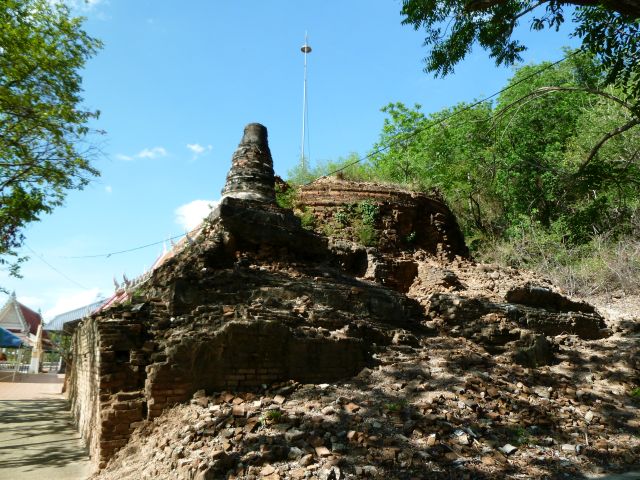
[0,326,24,348]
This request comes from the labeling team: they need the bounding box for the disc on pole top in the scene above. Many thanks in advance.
[301,44,312,53]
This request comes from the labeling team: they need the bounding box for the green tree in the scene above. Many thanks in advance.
[370,102,429,184]
[0,0,102,276]
[286,153,373,185]
[400,0,640,106]
[492,52,640,240]
[370,102,497,234]
[369,54,640,245]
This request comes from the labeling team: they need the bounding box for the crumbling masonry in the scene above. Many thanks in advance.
[68,124,609,470]
[68,124,455,467]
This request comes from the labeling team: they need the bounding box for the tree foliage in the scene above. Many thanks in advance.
[0,0,102,275]
[400,0,640,106]
[368,53,640,248]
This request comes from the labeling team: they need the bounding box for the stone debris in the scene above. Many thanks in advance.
[93,321,640,480]
[79,124,638,480]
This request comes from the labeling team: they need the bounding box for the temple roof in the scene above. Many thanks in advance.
[45,299,105,332]
[18,303,42,336]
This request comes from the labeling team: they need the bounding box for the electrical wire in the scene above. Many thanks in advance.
[303,49,582,186]
[54,50,582,261]
[61,232,187,259]
[25,244,90,290]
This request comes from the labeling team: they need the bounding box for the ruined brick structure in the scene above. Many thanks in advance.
[68,124,428,468]
[294,180,468,294]
[68,123,611,472]
[298,179,469,259]
[221,123,276,203]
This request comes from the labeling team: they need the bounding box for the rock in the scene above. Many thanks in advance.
[512,333,557,367]
[288,447,304,460]
[232,405,246,417]
[344,402,360,413]
[260,465,276,476]
[289,468,306,479]
[315,446,331,457]
[285,428,305,442]
[500,444,518,456]
[457,433,470,446]
[321,406,335,415]
[505,284,595,313]
[299,453,314,466]
[362,465,378,476]
[172,446,184,459]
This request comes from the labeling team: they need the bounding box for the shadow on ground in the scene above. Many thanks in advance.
[0,399,91,479]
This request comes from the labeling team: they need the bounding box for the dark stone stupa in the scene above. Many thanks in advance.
[221,123,276,203]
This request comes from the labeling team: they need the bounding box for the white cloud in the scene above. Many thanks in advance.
[137,147,167,159]
[43,288,102,322]
[116,147,167,161]
[17,295,44,309]
[186,143,212,160]
[175,199,218,231]
[105,185,112,194]
[187,143,206,155]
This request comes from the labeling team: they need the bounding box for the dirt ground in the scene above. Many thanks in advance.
[93,286,640,480]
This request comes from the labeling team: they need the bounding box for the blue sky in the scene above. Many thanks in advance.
[1,0,580,320]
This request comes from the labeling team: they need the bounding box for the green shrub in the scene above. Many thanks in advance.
[358,200,379,226]
[477,221,640,297]
[260,409,283,424]
[356,224,378,247]
[275,183,297,209]
[296,208,316,231]
[334,208,351,226]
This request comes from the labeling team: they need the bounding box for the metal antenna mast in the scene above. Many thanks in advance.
[300,33,311,170]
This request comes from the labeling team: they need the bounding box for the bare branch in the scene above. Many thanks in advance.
[533,86,636,112]
[577,117,640,174]
[464,0,640,19]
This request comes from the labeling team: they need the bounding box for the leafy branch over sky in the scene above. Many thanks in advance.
[0,0,102,277]
[400,0,640,107]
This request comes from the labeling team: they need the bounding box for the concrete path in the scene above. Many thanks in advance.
[0,373,91,480]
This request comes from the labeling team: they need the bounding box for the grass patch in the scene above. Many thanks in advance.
[260,409,283,424]
[477,224,640,298]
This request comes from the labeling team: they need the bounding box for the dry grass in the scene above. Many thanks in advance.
[477,229,640,298]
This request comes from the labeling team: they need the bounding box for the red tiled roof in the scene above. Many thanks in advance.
[18,303,45,337]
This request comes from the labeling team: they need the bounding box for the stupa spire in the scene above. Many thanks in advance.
[221,123,276,203]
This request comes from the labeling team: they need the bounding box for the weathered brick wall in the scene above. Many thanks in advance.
[144,319,368,419]
[69,308,151,468]
[68,316,101,466]
[298,178,469,258]
[67,180,433,470]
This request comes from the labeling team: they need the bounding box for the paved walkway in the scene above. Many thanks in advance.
[0,373,91,479]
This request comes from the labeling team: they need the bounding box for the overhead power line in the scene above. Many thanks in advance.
[25,244,90,290]
[61,232,189,259]
[53,50,581,261]
[303,49,582,186]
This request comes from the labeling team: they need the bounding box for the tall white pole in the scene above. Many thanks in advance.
[301,33,311,170]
